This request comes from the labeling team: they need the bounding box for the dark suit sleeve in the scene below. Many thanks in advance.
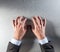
[6,42,21,52]
[40,41,55,52]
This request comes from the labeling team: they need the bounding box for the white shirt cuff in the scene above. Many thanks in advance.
[10,38,22,46]
[38,37,48,45]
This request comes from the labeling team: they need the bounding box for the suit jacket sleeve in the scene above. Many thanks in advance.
[40,41,55,52]
[6,42,21,52]
[7,41,54,52]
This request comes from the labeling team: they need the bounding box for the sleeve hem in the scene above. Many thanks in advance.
[38,37,48,45]
[10,38,22,46]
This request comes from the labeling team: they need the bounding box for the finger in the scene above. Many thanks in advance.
[39,16,43,26]
[32,17,38,25]
[38,16,42,24]
[16,16,20,25]
[32,17,38,30]
[20,16,23,22]
[21,16,26,21]
[22,18,27,29]
[35,16,40,25]
[13,20,15,27]
[23,18,27,25]
[17,16,23,26]
[38,16,43,25]
[18,17,21,25]
[43,18,46,27]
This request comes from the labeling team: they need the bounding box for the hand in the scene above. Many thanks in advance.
[32,16,46,40]
[12,16,27,40]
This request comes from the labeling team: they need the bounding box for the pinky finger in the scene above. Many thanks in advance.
[13,20,15,27]
[43,18,46,27]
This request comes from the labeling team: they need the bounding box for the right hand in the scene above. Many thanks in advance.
[13,16,27,40]
[32,16,46,40]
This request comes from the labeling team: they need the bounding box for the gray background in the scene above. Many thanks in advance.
[0,0,60,52]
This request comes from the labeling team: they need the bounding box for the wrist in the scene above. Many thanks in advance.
[13,36,23,40]
[37,35,46,40]
[13,37,20,40]
[13,33,23,40]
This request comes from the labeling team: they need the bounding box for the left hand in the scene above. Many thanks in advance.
[12,16,27,40]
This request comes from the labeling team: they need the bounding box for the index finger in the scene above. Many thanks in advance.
[32,17,37,26]
[23,18,27,26]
